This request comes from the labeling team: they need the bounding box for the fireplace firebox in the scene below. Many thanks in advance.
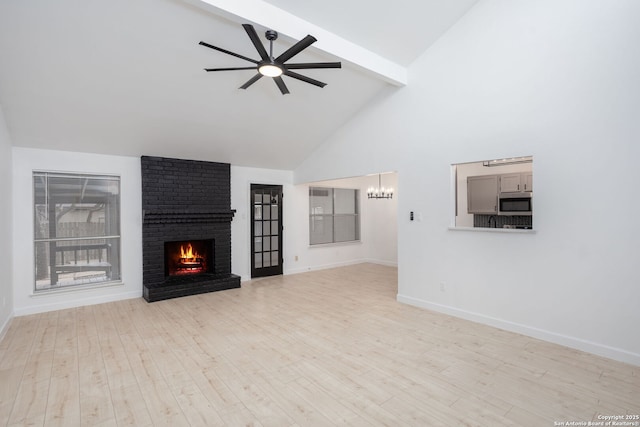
[165,239,213,276]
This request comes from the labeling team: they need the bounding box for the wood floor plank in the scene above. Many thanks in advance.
[217,403,266,427]
[43,371,80,427]
[250,369,336,427]
[143,335,193,391]
[173,382,226,427]
[192,365,242,415]
[284,376,360,425]
[0,264,638,427]
[0,368,25,423]
[138,380,190,427]
[0,316,38,370]
[21,349,53,384]
[99,332,137,391]
[78,350,117,426]
[213,354,297,427]
[75,305,98,338]
[110,383,154,427]
[29,311,59,355]
[7,378,49,425]
[119,333,165,386]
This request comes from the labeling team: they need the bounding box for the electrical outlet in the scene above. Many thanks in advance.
[440,281,446,292]
[294,255,299,261]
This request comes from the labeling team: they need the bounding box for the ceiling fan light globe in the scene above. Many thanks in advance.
[258,64,283,77]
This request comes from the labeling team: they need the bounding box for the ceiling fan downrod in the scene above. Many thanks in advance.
[265,30,278,60]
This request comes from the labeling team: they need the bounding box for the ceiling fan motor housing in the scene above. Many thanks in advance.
[265,30,278,41]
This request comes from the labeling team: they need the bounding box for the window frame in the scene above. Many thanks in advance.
[33,171,122,293]
[309,186,361,246]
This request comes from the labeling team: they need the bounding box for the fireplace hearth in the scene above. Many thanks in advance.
[141,156,240,302]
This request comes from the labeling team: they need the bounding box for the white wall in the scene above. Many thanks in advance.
[294,0,640,365]
[0,106,13,337]
[231,167,398,280]
[361,173,398,266]
[12,148,142,315]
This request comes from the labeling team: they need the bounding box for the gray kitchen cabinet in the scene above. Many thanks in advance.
[500,172,533,192]
[467,175,498,214]
[523,173,533,192]
[500,173,522,192]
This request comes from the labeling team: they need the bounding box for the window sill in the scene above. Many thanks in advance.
[448,226,536,234]
[31,280,124,297]
[309,240,362,248]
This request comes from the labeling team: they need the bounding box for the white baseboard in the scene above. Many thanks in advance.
[364,258,398,267]
[242,259,395,281]
[397,294,640,367]
[0,312,13,343]
[284,258,370,276]
[284,259,396,276]
[14,290,142,317]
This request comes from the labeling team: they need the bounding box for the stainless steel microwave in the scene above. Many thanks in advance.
[498,192,532,215]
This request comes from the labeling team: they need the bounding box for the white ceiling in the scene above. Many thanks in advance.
[0,0,478,170]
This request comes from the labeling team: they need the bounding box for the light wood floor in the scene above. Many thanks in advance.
[1,264,638,426]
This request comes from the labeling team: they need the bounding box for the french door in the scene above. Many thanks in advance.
[250,184,283,278]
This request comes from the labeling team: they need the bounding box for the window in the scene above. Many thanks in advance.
[309,187,360,245]
[452,156,533,230]
[33,172,121,292]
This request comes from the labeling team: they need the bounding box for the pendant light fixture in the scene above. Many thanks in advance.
[367,174,393,199]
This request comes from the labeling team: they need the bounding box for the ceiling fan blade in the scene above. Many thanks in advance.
[199,41,258,64]
[242,24,270,61]
[204,67,257,72]
[275,35,317,63]
[284,62,342,70]
[284,70,327,88]
[239,73,263,90]
[273,76,290,95]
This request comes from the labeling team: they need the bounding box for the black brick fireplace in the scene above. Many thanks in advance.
[141,156,240,302]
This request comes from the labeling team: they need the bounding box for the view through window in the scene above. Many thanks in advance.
[33,172,121,291]
[309,187,360,245]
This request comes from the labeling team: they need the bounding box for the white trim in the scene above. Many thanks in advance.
[397,294,640,367]
[14,290,141,317]
[284,258,395,276]
[364,258,398,268]
[308,240,362,249]
[285,258,369,276]
[31,280,124,297]
[0,313,13,343]
[448,226,536,234]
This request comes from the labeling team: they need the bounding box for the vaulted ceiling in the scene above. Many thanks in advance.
[0,0,478,170]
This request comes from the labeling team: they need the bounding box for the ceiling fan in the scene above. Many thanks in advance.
[199,24,341,95]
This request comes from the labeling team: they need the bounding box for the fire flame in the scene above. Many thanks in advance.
[180,243,200,261]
